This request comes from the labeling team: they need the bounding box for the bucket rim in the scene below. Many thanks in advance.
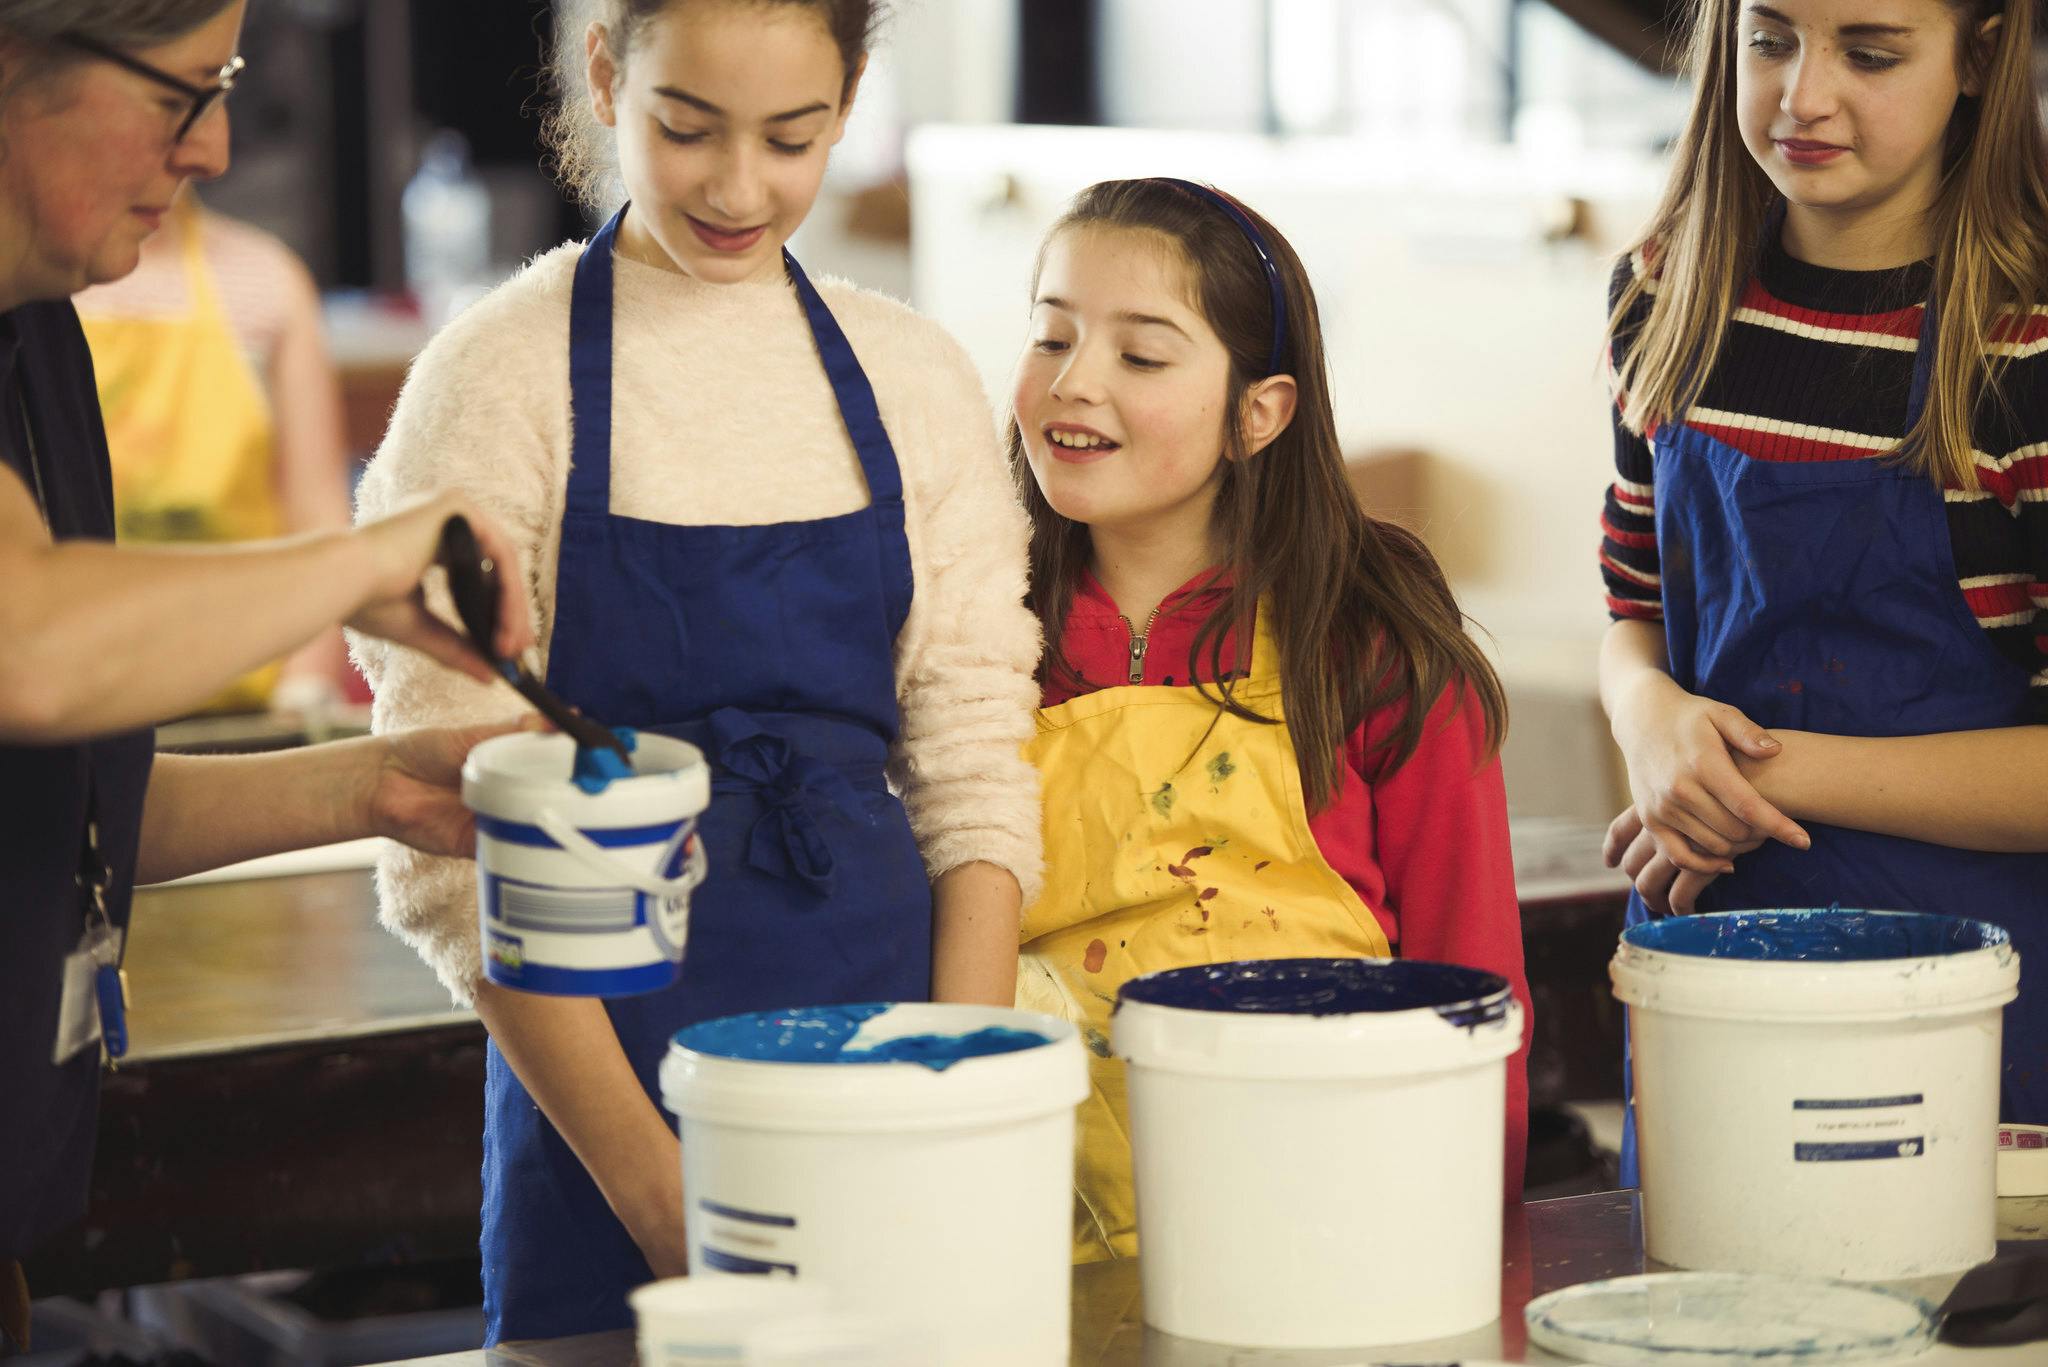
[1115,956,1512,1025]
[668,1001,1073,1067]
[659,1004,1090,1131]
[1619,908,2013,962]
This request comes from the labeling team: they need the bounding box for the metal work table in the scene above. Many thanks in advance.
[24,864,486,1296]
[377,1190,2048,1366]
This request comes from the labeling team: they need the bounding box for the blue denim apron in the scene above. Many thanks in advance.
[1618,277,2048,1185]
[480,209,933,1343]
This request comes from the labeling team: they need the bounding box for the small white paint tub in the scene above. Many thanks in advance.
[1113,957,1524,1349]
[463,731,708,996]
[659,1003,1087,1367]
[1612,909,2019,1280]
[628,1276,832,1367]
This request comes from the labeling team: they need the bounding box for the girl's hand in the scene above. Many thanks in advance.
[1609,671,1809,873]
[1604,805,1763,915]
[346,491,533,683]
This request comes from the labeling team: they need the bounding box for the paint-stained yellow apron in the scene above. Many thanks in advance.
[82,208,282,712]
[1017,605,1392,1262]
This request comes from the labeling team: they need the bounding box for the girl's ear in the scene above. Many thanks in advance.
[1961,13,2002,98]
[1237,375,1299,460]
[587,22,620,128]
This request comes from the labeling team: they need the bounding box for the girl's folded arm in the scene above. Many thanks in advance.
[1739,725,2048,853]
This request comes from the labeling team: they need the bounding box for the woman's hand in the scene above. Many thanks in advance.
[346,491,533,684]
[360,717,543,857]
[1608,670,1809,873]
[1603,805,1765,915]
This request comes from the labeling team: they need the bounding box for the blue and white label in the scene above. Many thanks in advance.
[1793,1094,1925,1162]
[697,1197,800,1276]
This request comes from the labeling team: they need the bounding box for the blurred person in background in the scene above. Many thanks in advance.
[76,187,356,716]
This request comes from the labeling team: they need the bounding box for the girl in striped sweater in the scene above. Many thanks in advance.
[1596,0,2048,1170]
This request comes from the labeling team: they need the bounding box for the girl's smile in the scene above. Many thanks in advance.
[1042,420,1122,462]
[684,212,768,253]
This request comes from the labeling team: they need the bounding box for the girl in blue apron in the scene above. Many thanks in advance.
[350,0,1041,1344]
[1594,0,2048,1184]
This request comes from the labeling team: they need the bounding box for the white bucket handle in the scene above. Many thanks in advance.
[532,808,708,900]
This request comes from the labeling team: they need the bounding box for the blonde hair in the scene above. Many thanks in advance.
[1610,0,2048,488]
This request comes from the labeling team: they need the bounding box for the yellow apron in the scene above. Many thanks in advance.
[1018,604,1392,1262]
[82,208,282,712]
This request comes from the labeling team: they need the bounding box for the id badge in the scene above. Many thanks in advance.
[53,924,122,1065]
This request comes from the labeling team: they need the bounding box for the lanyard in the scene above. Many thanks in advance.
[17,391,129,1063]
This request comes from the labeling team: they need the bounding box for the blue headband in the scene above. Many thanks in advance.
[1154,178,1289,377]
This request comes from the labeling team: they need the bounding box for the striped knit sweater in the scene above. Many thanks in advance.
[1600,235,2048,721]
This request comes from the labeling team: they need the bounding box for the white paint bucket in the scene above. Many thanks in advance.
[1112,958,1524,1349]
[628,1276,832,1366]
[1611,909,2020,1280]
[463,731,708,996]
[659,1003,1088,1367]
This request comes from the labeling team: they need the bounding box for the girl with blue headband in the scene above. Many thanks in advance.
[1006,178,1532,1260]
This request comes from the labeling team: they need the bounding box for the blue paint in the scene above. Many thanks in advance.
[1624,909,2009,962]
[674,1004,1052,1072]
[571,726,640,794]
[844,1027,1048,1068]
[1116,957,1511,1029]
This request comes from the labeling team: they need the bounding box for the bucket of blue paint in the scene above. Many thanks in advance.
[659,1002,1088,1367]
[1112,957,1524,1349]
[463,731,708,995]
[1611,909,2019,1280]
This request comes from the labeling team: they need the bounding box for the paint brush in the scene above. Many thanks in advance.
[437,515,632,763]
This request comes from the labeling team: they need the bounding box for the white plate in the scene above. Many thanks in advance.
[1525,1272,1937,1366]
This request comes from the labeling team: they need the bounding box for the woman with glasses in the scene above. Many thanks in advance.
[0,2,534,1344]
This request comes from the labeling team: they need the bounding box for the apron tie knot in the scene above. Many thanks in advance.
[706,708,861,897]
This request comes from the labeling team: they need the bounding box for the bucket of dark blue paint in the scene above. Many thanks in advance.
[1111,957,1524,1348]
[1612,909,2018,1281]
[659,1003,1087,1367]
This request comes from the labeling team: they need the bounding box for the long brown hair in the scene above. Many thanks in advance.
[1010,179,1507,809]
[1610,0,2048,488]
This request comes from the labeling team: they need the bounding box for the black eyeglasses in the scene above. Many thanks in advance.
[60,35,245,144]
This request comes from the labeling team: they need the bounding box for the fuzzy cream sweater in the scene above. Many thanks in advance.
[351,242,1043,1004]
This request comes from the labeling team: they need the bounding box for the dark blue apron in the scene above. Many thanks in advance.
[480,209,933,1344]
[1619,261,2048,1186]
[0,303,154,1264]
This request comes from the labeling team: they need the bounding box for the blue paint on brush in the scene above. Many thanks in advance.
[1116,957,1512,1029]
[1624,909,2010,962]
[571,727,639,794]
[674,1004,1051,1071]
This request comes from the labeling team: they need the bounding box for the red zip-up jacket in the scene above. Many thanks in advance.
[1046,571,1531,1199]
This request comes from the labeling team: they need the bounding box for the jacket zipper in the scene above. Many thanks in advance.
[1119,607,1163,685]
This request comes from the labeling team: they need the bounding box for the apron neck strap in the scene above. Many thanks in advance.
[564,206,627,519]
[782,251,903,506]
[563,207,906,519]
